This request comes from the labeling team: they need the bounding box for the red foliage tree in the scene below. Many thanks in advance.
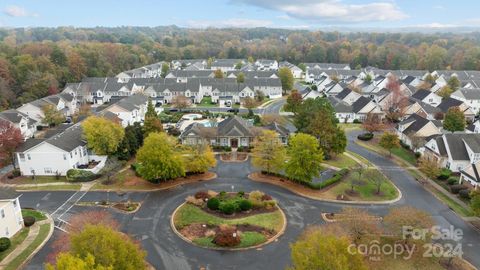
[362,113,385,134]
[0,119,23,168]
[383,75,409,122]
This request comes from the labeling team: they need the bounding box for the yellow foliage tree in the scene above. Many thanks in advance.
[81,116,124,155]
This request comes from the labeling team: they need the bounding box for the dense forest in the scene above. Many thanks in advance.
[1,26,480,110]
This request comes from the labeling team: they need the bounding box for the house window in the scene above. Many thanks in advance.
[1,209,4,218]
[63,154,67,160]
[83,147,87,156]
[27,154,31,160]
[19,154,25,162]
[70,153,73,158]
[44,168,53,174]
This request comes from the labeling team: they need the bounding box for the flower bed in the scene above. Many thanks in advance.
[172,190,286,250]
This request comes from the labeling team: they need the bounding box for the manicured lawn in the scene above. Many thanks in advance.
[4,223,51,270]
[390,147,417,165]
[346,151,374,167]
[427,186,473,217]
[338,123,362,131]
[9,176,68,185]
[21,209,47,221]
[0,228,29,262]
[325,169,399,201]
[17,184,81,191]
[323,153,358,168]
[198,97,218,107]
[193,231,266,249]
[174,204,283,232]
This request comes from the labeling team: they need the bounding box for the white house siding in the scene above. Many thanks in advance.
[17,104,44,123]
[17,143,89,176]
[0,198,23,238]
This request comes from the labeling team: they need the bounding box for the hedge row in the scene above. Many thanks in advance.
[66,169,98,182]
[262,168,349,190]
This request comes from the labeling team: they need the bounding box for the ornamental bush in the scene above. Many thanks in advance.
[194,191,210,200]
[239,199,253,211]
[450,185,467,194]
[437,168,452,180]
[459,189,471,200]
[66,169,98,182]
[24,216,36,227]
[219,202,235,215]
[207,197,220,210]
[357,133,374,141]
[447,177,459,185]
[0,237,11,252]
[213,226,241,247]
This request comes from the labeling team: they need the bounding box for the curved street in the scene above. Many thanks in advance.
[18,130,480,269]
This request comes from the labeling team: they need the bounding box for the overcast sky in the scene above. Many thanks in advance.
[1,0,479,29]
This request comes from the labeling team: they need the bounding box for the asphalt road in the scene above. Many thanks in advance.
[19,131,480,269]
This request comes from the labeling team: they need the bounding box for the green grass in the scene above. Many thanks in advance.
[193,231,266,248]
[338,123,362,131]
[390,147,417,165]
[174,204,283,232]
[11,176,68,184]
[428,186,473,217]
[0,228,29,262]
[16,184,81,191]
[198,97,218,107]
[4,223,51,270]
[323,153,359,168]
[21,209,47,221]
[346,151,374,167]
[327,169,399,201]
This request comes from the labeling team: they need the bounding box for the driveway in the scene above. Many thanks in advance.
[21,136,480,269]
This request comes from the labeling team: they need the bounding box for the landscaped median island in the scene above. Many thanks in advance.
[249,167,400,203]
[172,190,286,250]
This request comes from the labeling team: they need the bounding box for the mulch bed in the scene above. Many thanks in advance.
[112,202,140,212]
[179,223,274,241]
[201,205,278,219]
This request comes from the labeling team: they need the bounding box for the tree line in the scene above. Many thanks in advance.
[2,27,480,110]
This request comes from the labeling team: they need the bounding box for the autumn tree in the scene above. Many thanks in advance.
[255,90,265,102]
[182,143,216,174]
[437,85,454,98]
[214,69,224,79]
[0,120,23,168]
[284,90,303,114]
[42,104,65,126]
[443,106,466,132]
[417,157,441,179]
[82,116,124,155]
[242,96,256,110]
[66,225,146,270]
[289,226,368,270]
[384,206,434,244]
[285,133,324,183]
[72,103,91,123]
[46,253,109,270]
[378,132,400,157]
[116,123,143,161]
[361,113,384,134]
[447,76,460,91]
[278,67,294,95]
[136,132,185,182]
[365,169,385,194]
[143,99,162,136]
[384,76,408,122]
[236,72,245,83]
[171,95,191,110]
[252,130,287,174]
[338,207,381,245]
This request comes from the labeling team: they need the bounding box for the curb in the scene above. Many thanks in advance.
[16,213,54,270]
[170,202,287,251]
[75,201,143,214]
[91,172,217,192]
[248,173,403,205]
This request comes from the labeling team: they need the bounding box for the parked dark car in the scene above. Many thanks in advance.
[227,108,239,113]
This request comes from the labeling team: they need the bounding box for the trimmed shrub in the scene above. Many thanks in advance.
[219,202,235,215]
[186,196,204,206]
[437,168,452,180]
[353,119,362,124]
[0,237,10,252]
[194,191,210,200]
[306,169,349,190]
[24,216,36,227]
[261,194,273,201]
[239,199,253,211]
[237,191,245,197]
[459,189,471,200]
[447,177,459,185]
[450,185,467,194]
[213,226,240,247]
[357,133,374,141]
[415,152,421,158]
[66,169,98,182]
[207,197,220,210]
[263,200,277,209]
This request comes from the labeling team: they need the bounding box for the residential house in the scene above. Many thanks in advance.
[254,59,279,71]
[451,88,480,114]
[15,124,107,176]
[0,110,37,139]
[279,61,303,78]
[396,113,442,150]
[104,94,149,127]
[211,59,246,72]
[411,89,442,107]
[459,161,480,189]
[424,133,480,172]
[437,98,475,122]
[0,188,23,238]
